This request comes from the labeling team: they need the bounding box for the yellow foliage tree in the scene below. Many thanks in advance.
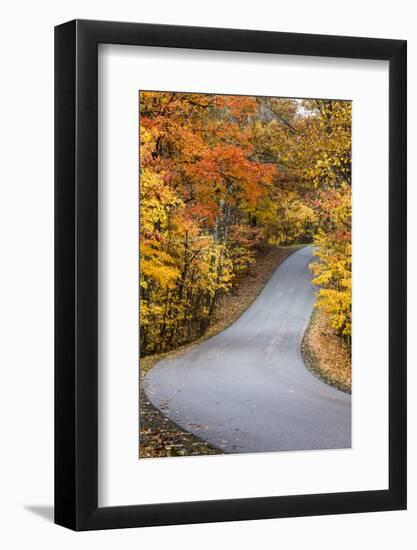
[310,184,351,339]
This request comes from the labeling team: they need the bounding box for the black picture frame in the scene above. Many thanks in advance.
[55,19,407,531]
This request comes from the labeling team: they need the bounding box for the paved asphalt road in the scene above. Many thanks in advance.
[144,246,351,453]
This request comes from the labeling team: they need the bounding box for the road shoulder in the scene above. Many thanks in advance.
[302,308,351,394]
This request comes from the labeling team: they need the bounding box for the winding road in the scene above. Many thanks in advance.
[144,246,351,453]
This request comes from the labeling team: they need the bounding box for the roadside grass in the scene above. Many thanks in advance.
[139,244,304,458]
[301,308,352,394]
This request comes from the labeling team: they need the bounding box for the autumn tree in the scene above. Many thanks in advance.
[140,92,277,355]
[301,100,352,341]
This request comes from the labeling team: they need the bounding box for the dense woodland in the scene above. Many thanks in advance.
[139,92,351,357]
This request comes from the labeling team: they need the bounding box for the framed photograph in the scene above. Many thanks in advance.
[55,19,406,530]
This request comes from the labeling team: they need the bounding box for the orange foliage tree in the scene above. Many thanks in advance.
[140,93,278,354]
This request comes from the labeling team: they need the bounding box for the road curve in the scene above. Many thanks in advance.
[144,246,351,454]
